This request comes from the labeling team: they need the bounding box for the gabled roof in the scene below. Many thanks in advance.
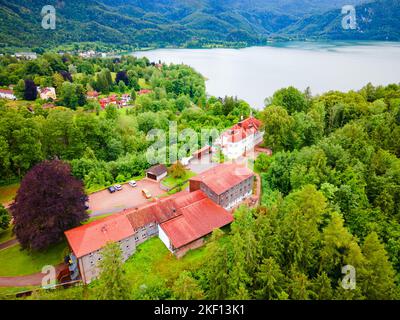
[64,214,134,258]
[0,89,14,95]
[190,163,254,195]
[160,196,233,249]
[65,190,234,257]
[146,164,167,176]
[222,117,262,143]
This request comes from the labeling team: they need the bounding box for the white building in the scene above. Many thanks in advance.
[14,52,37,60]
[0,89,16,100]
[215,117,264,159]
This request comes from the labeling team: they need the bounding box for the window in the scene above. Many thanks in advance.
[135,236,139,241]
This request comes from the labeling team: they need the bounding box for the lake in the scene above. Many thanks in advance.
[133,42,400,109]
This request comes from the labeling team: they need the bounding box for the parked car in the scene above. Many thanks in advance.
[108,186,116,193]
[114,184,123,191]
[128,180,137,187]
[142,188,152,199]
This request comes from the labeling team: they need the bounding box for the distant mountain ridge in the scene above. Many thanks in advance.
[280,0,400,40]
[0,0,397,50]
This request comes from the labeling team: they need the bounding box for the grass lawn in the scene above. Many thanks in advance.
[0,286,38,299]
[124,237,209,293]
[0,226,14,244]
[84,214,112,224]
[162,171,197,189]
[0,183,20,205]
[0,242,67,277]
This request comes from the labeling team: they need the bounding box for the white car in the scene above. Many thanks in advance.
[128,180,137,187]
[114,184,123,191]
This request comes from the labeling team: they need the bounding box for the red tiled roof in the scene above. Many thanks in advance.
[65,190,233,257]
[190,163,254,195]
[138,89,152,95]
[0,89,14,95]
[160,197,233,249]
[222,117,262,143]
[87,91,99,97]
[64,214,134,258]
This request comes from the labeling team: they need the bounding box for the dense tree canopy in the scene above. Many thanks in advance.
[10,160,88,251]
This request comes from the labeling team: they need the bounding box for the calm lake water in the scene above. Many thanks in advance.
[133,42,400,109]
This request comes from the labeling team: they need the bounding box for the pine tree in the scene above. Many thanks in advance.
[204,229,230,300]
[361,232,399,299]
[95,242,131,300]
[172,271,204,300]
[255,257,287,300]
[311,272,333,300]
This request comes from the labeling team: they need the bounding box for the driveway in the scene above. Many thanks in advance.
[88,179,166,216]
[0,264,65,287]
[188,155,219,174]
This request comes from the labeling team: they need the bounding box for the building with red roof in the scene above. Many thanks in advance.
[86,91,99,99]
[64,214,136,283]
[64,188,235,283]
[138,89,152,95]
[190,163,254,210]
[0,88,16,100]
[215,116,264,159]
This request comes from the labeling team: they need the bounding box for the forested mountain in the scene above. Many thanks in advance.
[0,0,387,50]
[281,0,400,40]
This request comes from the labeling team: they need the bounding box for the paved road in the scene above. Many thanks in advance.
[0,264,65,287]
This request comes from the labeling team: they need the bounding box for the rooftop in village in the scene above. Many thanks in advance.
[190,163,254,195]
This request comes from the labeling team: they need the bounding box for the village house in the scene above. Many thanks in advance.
[14,52,37,60]
[0,88,16,100]
[86,91,99,99]
[189,163,254,210]
[38,87,57,100]
[215,116,264,159]
[64,163,252,284]
[138,89,152,96]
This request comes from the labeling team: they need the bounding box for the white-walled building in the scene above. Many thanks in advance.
[0,89,16,100]
[215,117,264,159]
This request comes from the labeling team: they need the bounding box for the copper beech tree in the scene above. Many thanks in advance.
[11,160,88,251]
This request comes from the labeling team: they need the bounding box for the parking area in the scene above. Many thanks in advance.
[88,179,166,216]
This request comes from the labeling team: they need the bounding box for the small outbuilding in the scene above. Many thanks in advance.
[146,164,167,181]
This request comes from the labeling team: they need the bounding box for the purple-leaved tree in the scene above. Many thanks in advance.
[11,160,88,251]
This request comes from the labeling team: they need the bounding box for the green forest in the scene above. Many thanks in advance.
[0,53,252,191]
[1,0,399,52]
[1,50,400,300]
